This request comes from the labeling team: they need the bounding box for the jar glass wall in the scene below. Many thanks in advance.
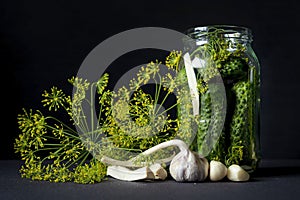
[182,25,261,172]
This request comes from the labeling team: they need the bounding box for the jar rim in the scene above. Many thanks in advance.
[184,25,253,42]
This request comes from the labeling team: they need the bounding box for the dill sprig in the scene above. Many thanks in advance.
[15,74,110,184]
[14,50,198,182]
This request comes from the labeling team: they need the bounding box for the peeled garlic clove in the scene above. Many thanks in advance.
[227,164,250,181]
[149,163,168,180]
[209,160,227,181]
[107,166,155,181]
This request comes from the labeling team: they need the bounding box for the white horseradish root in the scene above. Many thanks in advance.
[107,165,155,181]
[149,163,168,180]
[106,163,167,181]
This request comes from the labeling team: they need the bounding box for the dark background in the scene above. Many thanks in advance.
[1,0,299,160]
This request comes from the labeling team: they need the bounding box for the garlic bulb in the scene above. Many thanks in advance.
[169,149,208,182]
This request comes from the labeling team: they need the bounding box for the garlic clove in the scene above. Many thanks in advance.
[149,163,168,180]
[227,164,250,181]
[209,160,227,181]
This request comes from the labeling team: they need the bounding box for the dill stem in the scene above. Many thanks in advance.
[79,101,91,133]
[154,74,162,105]
[90,83,96,141]
[33,147,61,154]
[155,90,171,115]
[78,152,90,167]
[43,143,64,147]
[45,124,79,140]
[45,116,77,135]
[65,151,89,169]
[158,101,178,116]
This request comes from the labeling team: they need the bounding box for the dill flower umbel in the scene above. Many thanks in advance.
[42,87,66,111]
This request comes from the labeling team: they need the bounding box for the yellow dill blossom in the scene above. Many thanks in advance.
[42,87,66,111]
[162,73,176,93]
[165,50,182,71]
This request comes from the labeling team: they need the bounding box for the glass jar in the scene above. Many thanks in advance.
[182,25,261,172]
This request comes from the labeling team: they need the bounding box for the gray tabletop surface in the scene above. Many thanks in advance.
[1,159,300,200]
